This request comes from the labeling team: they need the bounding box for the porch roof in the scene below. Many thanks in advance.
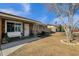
[0,12,44,25]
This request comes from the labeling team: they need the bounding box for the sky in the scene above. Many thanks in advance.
[0,3,79,26]
[0,3,56,24]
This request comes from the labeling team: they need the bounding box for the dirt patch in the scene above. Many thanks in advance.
[9,32,79,56]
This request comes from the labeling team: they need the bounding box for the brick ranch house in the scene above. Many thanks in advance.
[0,12,48,43]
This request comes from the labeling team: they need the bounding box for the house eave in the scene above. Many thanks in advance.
[0,12,40,24]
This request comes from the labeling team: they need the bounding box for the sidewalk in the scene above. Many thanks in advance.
[0,37,40,56]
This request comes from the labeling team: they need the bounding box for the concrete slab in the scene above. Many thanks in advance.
[0,37,40,56]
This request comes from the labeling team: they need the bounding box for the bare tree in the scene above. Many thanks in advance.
[44,3,79,42]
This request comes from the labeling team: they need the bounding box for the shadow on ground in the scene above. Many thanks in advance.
[1,37,40,50]
[1,33,53,50]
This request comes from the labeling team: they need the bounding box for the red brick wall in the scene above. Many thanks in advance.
[72,29,79,32]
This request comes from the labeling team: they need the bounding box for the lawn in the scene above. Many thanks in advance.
[9,32,79,56]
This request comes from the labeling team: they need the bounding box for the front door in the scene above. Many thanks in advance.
[24,24,29,36]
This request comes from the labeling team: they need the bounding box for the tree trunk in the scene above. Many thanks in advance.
[63,25,74,42]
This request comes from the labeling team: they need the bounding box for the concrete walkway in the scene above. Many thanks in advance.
[0,37,40,56]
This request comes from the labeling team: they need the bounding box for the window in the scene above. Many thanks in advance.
[7,22,14,32]
[15,23,21,32]
[7,22,21,32]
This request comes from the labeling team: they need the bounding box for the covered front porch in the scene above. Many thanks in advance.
[0,18,34,43]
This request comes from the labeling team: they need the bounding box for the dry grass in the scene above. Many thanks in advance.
[9,32,79,56]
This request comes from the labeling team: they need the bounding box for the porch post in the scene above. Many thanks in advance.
[0,19,2,44]
[33,24,37,36]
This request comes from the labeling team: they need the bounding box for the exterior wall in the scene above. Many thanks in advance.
[0,19,2,43]
[0,18,49,39]
[43,26,48,32]
[0,12,50,44]
[32,25,49,35]
[72,29,79,32]
[2,19,5,36]
[29,23,33,36]
[38,25,42,33]
[32,24,48,35]
[1,18,35,38]
[39,25,48,33]
[32,24,37,35]
[22,23,24,36]
[47,26,57,32]
[32,24,41,35]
